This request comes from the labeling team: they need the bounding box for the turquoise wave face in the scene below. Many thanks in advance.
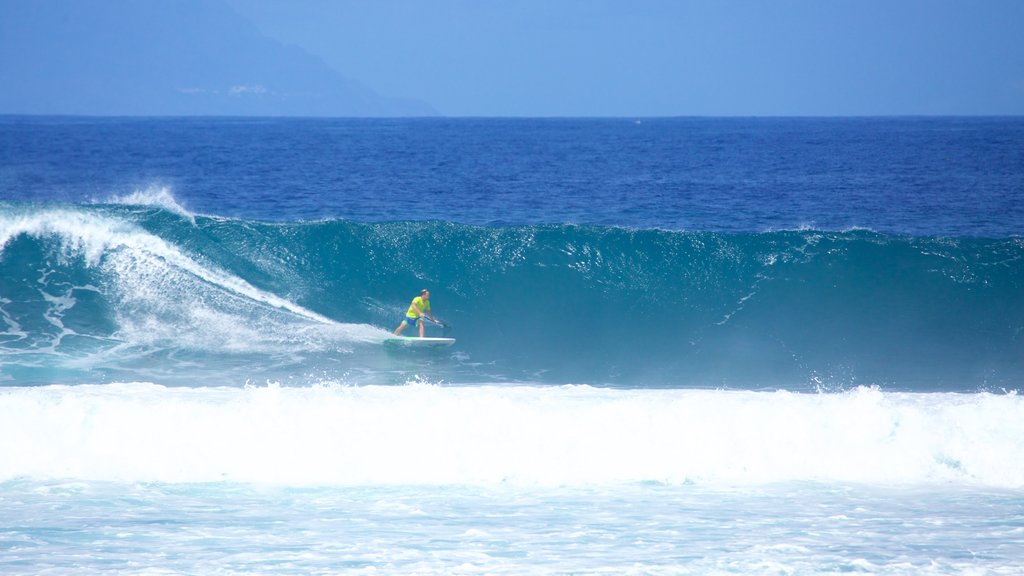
[2,202,1022,390]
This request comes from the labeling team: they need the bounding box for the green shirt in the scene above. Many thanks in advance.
[406,296,430,318]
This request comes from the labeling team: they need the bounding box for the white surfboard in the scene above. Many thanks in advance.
[384,336,456,348]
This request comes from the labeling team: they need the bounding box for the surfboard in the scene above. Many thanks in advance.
[384,336,456,348]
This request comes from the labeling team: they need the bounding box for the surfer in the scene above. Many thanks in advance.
[394,289,436,338]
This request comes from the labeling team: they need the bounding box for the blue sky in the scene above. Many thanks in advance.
[225,0,1024,116]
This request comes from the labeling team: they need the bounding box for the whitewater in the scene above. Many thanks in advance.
[3,382,1023,488]
[2,116,1023,575]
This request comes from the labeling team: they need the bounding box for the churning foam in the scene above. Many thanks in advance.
[1,383,1020,488]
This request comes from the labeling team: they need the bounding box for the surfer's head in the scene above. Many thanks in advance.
[421,289,430,299]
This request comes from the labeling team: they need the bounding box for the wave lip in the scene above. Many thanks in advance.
[0,205,386,379]
[0,206,327,322]
[104,186,197,221]
[1,384,1021,488]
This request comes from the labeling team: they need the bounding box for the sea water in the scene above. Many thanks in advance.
[1,117,1023,574]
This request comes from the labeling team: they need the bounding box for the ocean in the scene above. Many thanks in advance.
[1,116,1023,574]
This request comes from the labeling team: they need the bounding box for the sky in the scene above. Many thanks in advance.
[223,0,1024,116]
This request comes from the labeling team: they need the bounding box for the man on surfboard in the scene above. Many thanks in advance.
[394,289,436,338]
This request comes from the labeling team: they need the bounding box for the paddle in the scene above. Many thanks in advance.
[428,317,452,337]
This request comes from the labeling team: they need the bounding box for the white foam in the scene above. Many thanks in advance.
[0,296,28,343]
[1,384,1020,488]
[0,208,389,353]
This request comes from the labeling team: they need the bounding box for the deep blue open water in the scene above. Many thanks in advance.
[1,116,1023,574]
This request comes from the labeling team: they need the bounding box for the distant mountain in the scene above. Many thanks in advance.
[0,0,435,116]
